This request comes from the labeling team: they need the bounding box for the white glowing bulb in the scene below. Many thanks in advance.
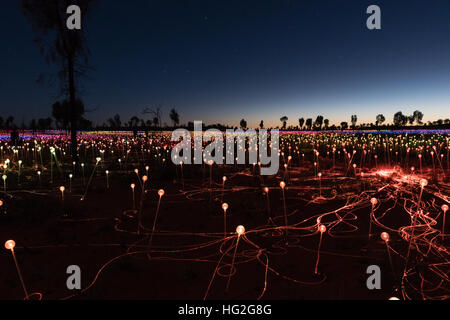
[420,179,428,187]
[236,225,245,235]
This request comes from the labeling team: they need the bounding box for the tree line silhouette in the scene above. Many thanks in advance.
[1,107,449,132]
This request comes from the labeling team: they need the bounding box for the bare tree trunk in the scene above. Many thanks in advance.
[68,55,79,166]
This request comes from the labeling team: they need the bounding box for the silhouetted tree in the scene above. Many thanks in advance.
[412,110,424,125]
[52,99,85,130]
[314,115,324,130]
[393,111,408,126]
[305,118,313,130]
[299,118,304,129]
[351,115,357,129]
[376,114,385,127]
[280,116,288,130]
[240,119,247,129]
[169,108,180,127]
[324,119,329,129]
[128,116,140,128]
[108,114,121,129]
[340,122,348,130]
[22,0,96,164]
[143,107,162,129]
[259,120,264,129]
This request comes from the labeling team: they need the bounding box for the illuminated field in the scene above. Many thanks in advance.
[0,130,449,300]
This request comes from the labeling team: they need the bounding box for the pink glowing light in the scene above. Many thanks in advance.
[381,232,390,242]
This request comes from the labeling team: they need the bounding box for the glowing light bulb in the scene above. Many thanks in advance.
[319,225,326,233]
[371,198,378,206]
[134,169,139,174]
[59,186,65,192]
[222,203,228,211]
[142,175,148,182]
[130,183,135,189]
[420,179,428,187]
[280,181,286,189]
[318,172,322,178]
[5,240,15,250]
[381,232,390,242]
[264,187,269,194]
[158,189,165,197]
[223,176,227,182]
[389,297,400,300]
[96,157,101,163]
[442,204,449,213]
[236,225,245,235]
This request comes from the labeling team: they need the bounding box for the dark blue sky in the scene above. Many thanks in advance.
[1,0,450,127]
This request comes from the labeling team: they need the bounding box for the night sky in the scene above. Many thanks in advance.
[1,0,450,128]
